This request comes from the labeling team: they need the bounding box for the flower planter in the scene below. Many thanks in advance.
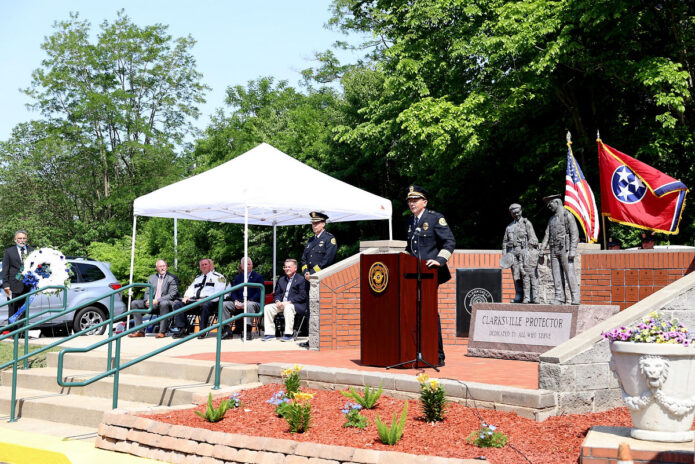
[610,341,695,442]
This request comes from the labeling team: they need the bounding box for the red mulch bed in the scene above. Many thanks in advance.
[143,384,633,464]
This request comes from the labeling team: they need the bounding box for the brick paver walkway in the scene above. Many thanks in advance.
[180,340,539,389]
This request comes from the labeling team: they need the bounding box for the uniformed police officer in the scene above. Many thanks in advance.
[405,185,456,366]
[540,195,580,305]
[301,212,338,281]
[173,258,227,339]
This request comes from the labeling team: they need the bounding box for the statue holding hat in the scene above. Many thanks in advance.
[302,211,338,280]
[540,194,580,305]
[501,203,539,303]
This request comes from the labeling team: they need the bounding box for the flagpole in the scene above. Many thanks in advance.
[597,130,607,250]
[602,215,607,250]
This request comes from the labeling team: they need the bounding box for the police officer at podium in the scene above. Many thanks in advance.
[405,185,456,365]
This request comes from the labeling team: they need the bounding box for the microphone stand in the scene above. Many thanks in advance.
[387,227,439,372]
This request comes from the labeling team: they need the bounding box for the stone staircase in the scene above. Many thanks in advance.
[0,351,260,428]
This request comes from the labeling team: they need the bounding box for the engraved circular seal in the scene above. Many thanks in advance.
[368,262,389,293]
[463,288,494,315]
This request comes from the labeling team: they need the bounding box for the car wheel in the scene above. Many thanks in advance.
[73,306,107,335]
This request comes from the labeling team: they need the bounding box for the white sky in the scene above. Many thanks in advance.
[0,0,364,141]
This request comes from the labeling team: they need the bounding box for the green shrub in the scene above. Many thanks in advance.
[467,423,508,448]
[375,402,408,445]
[342,402,368,429]
[282,364,302,398]
[195,393,234,423]
[283,392,314,433]
[416,373,447,422]
[340,385,382,409]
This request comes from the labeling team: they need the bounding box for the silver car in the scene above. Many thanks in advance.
[0,257,126,336]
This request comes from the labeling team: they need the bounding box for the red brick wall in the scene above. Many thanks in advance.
[316,250,695,350]
[580,251,695,310]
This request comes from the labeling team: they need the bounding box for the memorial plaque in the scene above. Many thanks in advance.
[456,268,501,337]
[467,302,619,361]
[472,310,572,346]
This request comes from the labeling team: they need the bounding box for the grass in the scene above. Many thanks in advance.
[0,341,63,369]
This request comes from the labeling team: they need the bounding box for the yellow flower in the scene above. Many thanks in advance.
[293,392,314,402]
[429,379,439,390]
[416,373,430,384]
[281,364,303,378]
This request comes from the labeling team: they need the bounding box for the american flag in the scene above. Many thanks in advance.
[565,145,599,242]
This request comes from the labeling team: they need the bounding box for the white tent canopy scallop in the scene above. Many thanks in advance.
[133,143,393,226]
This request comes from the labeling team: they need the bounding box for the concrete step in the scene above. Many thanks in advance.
[0,367,262,406]
[46,351,259,385]
[0,386,154,428]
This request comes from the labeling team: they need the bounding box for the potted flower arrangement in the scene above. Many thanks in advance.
[602,311,695,442]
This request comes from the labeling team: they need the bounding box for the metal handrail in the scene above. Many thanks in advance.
[55,282,265,411]
[0,285,68,370]
[0,283,151,421]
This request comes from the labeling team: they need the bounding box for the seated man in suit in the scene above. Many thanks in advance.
[222,257,264,340]
[261,259,306,342]
[173,258,226,339]
[129,259,182,338]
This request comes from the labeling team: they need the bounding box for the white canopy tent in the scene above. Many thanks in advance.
[130,143,393,338]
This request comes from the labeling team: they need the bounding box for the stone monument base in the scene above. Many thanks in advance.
[466,302,619,361]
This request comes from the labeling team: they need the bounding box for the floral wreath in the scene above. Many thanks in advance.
[20,248,71,293]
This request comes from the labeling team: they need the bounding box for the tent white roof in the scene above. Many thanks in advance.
[133,143,392,226]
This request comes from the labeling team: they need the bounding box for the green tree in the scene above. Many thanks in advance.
[0,10,207,250]
[325,0,695,246]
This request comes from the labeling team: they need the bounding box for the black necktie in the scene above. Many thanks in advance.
[20,247,26,260]
[196,275,207,299]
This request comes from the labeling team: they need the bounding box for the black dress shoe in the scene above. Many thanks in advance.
[221,329,234,340]
[438,359,445,367]
[245,332,253,340]
[172,332,186,339]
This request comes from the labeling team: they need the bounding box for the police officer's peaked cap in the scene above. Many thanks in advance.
[542,194,563,204]
[310,211,329,223]
[406,185,429,200]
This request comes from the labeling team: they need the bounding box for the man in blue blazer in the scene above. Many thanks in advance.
[262,259,306,342]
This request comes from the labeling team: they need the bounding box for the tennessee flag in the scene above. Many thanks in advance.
[598,140,688,234]
[565,143,599,242]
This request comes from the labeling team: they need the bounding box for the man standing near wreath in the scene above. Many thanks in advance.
[405,186,456,366]
[2,230,34,323]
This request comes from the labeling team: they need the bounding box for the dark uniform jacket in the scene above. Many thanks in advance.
[273,274,307,314]
[228,270,264,303]
[406,209,456,284]
[301,230,337,275]
[2,245,34,293]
